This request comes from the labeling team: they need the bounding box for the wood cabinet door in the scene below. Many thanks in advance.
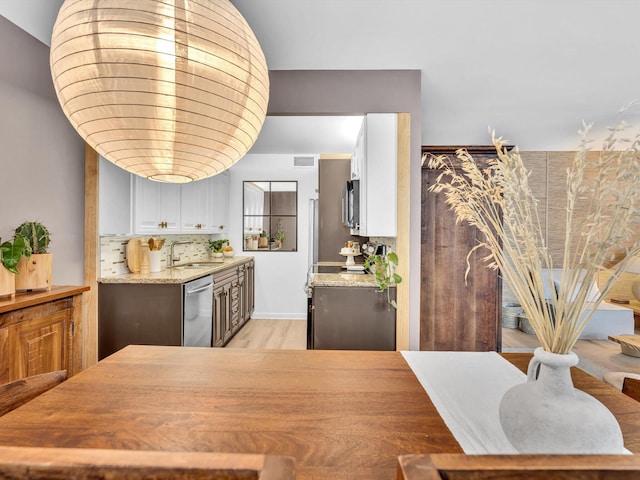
[244,261,255,321]
[8,310,71,381]
[236,265,247,327]
[212,284,227,347]
[421,147,502,352]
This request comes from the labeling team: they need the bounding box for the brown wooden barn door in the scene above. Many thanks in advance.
[420,146,502,351]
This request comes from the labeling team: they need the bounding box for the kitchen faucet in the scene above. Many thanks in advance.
[169,240,192,266]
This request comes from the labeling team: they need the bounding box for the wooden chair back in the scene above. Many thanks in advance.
[398,454,640,480]
[0,445,295,480]
[622,376,640,402]
[0,370,67,416]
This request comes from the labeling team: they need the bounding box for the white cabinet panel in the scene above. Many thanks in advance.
[99,156,131,235]
[133,176,181,234]
[181,179,210,233]
[210,171,229,235]
[180,172,229,234]
[359,113,397,237]
[351,118,366,180]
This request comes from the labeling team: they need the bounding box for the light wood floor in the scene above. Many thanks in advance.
[226,319,307,349]
[502,326,640,381]
[227,319,640,382]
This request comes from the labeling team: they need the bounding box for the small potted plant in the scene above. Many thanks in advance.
[274,228,285,248]
[209,239,229,262]
[14,221,52,291]
[0,235,28,298]
[258,230,268,249]
[364,251,402,309]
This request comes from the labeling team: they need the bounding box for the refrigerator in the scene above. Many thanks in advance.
[308,198,319,269]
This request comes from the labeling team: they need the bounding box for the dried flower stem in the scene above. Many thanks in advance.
[427,113,640,354]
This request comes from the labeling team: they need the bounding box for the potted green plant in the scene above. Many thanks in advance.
[364,251,402,308]
[209,238,229,262]
[0,235,28,298]
[14,221,52,291]
[258,230,268,249]
[274,228,285,248]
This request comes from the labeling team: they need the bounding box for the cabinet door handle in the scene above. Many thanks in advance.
[218,225,224,230]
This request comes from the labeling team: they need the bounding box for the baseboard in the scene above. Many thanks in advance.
[250,313,306,321]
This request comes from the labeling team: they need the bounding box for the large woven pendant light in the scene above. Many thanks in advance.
[50,0,269,183]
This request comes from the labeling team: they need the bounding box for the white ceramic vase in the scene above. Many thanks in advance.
[499,347,624,454]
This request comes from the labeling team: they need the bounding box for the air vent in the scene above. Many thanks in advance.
[294,156,316,167]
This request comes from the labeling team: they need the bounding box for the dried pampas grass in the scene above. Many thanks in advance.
[426,109,640,354]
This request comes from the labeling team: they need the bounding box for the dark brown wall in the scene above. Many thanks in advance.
[318,158,363,262]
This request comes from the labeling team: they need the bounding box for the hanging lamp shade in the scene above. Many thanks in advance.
[50,0,269,183]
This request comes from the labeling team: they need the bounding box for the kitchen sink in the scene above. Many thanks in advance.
[173,262,218,269]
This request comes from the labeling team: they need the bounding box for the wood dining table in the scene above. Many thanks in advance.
[0,346,637,480]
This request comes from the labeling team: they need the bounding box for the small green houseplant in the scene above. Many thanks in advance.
[13,221,53,291]
[1,236,28,274]
[0,235,28,297]
[258,229,268,248]
[364,252,402,308]
[15,221,51,255]
[274,228,285,247]
[209,238,229,254]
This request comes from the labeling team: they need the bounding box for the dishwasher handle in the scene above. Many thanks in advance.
[185,282,214,296]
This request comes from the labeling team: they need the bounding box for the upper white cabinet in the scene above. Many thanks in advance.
[99,156,132,235]
[357,113,398,237]
[210,171,229,235]
[132,176,181,234]
[100,162,230,236]
[181,171,229,234]
[350,118,366,180]
[181,179,209,233]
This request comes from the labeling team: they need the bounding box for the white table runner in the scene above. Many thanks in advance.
[401,351,525,454]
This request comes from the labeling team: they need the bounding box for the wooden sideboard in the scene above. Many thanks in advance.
[0,286,89,383]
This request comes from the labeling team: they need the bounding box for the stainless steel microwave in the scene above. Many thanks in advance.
[342,179,360,233]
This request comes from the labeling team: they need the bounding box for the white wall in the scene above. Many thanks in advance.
[228,154,318,320]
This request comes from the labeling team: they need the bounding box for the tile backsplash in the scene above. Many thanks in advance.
[100,234,214,278]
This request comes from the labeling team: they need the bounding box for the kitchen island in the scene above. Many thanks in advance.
[0,346,637,479]
[307,263,396,350]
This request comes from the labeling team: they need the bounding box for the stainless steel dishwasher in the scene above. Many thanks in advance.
[183,275,214,347]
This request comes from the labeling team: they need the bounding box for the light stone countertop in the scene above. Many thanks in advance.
[309,272,379,288]
[309,262,380,288]
[98,256,254,284]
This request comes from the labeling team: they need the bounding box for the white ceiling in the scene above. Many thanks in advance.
[0,1,363,156]
[2,1,640,150]
[249,116,363,155]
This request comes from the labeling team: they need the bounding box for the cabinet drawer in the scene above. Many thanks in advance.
[213,269,237,284]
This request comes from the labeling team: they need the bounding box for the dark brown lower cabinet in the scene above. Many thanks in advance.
[99,259,255,357]
[421,146,502,351]
[212,259,254,347]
